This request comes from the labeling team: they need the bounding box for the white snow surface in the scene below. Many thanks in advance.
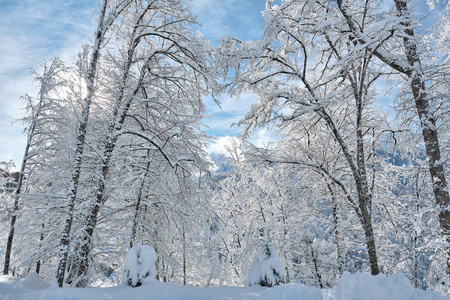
[123,244,157,287]
[0,271,449,300]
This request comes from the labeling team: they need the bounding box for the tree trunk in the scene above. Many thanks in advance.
[359,198,379,275]
[3,108,34,274]
[394,0,450,272]
[320,108,380,275]
[3,202,18,275]
[35,226,45,274]
[130,190,143,249]
[183,227,186,286]
[75,143,113,287]
[310,244,324,289]
[73,11,156,282]
[55,0,109,287]
[3,193,21,275]
[328,184,346,275]
[74,37,147,287]
[354,71,380,275]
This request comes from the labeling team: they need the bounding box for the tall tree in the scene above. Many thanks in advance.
[56,0,131,287]
[3,58,67,275]
[334,0,450,270]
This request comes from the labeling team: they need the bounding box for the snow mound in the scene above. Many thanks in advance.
[247,243,285,287]
[333,271,445,300]
[20,272,50,290]
[123,244,157,287]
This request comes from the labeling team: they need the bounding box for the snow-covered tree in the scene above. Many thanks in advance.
[5,0,448,293]
[215,0,449,283]
[216,0,392,275]
[333,0,450,272]
[55,0,132,287]
[2,57,68,276]
[248,242,285,287]
[123,244,157,287]
[65,0,216,287]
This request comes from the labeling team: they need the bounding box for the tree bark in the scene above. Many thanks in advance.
[354,66,380,275]
[75,141,114,287]
[183,226,187,286]
[35,226,45,274]
[393,0,450,272]
[319,108,380,275]
[55,0,109,287]
[328,183,346,275]
[3,162,26,275]
[310,244,324,289]
[3,194,20,275]
[130,151,152,248]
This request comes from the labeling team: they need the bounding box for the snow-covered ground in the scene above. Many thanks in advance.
[1,271,449,300]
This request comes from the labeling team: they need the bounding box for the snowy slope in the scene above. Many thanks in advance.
[0,271,448,300]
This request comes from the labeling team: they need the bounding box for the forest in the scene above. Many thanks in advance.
[0,0,449,295]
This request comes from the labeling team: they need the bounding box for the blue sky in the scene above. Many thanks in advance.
[0,0,268,166]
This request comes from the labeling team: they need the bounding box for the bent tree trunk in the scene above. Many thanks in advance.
[74,139,115,287]
[3,166,25,275]
[55,0,109,287]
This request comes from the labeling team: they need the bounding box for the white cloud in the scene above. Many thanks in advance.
[206,127,276,160]
[206,136,241,157]
[248,127,276,148]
